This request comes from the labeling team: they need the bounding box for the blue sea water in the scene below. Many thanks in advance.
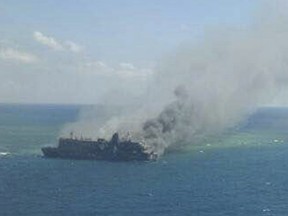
[1,104,288,216]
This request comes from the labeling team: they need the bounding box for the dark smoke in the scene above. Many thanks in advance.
[62,1,288,155]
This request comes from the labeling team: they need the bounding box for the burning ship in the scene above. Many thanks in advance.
[42,133,158,161]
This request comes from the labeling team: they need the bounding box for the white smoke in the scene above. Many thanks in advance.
[62,1,288,155]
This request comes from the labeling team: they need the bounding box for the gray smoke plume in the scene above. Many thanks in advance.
[62,1,288,155]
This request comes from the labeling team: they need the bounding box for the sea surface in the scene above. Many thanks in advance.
[1,104,288,216]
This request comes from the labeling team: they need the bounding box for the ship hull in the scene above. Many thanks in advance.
[42,134,157,161]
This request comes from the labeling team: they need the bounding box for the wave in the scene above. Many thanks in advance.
[0,152,11,156]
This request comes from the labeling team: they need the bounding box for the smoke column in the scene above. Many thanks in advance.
[62,1,288,155]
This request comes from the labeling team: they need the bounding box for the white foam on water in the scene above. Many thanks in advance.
[0,152,10,156]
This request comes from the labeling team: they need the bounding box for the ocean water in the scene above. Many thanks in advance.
[1,105,288,216]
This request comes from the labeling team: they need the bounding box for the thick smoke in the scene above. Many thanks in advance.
[62,1,288,155]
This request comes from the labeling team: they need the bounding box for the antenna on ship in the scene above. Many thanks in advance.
[70,131,74,139]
